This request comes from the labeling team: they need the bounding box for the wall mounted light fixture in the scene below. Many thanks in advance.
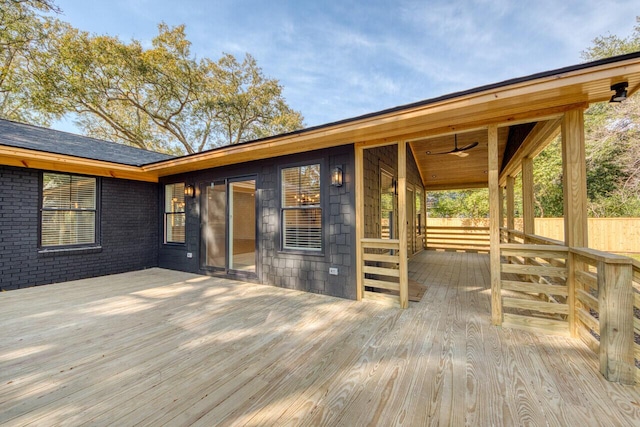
[610,82,628,103]
[331,166,343,187]
[184,184,195,198]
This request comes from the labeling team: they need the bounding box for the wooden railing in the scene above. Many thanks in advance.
[500,243,570,336]
[499,228,637,385]
[426,226,490,252]
[360,238,407,308]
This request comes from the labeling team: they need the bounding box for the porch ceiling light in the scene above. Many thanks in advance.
[331,166,343,187]
[184,184,195,198]
[610,82,628,103]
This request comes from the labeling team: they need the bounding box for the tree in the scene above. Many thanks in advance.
[581,17,640,62]
[580,16,640,216]
[0,0,59,124]
[27,22,303,154]
[526,17,640,219]
[428,189,490,219]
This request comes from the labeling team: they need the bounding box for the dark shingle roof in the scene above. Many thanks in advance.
[0,119,174,166]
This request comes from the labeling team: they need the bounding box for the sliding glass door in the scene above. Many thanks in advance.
[201,178,256,274]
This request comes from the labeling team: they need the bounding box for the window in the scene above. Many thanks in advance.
[165,183,186,243]
[41,172,97,247]
[281,164,322,251]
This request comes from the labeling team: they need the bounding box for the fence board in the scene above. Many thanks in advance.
[428,218,640,253]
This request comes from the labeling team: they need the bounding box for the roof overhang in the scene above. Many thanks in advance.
[0,145,159,182]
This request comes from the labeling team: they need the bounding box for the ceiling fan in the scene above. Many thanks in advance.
[426,134,478,158]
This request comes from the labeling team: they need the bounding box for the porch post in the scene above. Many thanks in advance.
[562,108,587,340]
[521,157,535,238]
[488,125,502,325]
[398,141,409,308]
[561,109,588,248]
[355,143,364,301]
[498,186,505,229]
[506,175,515,234]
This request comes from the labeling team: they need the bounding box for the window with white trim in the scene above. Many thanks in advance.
[164,183,186,243]
[41,172,97,247]
[281,164,322,251]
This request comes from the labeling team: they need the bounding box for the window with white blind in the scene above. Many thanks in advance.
[281,164,322,251]
[164,183,186,244]
[41,173,97,247]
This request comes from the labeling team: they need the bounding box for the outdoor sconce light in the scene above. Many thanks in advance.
[610,82,628,103]
[184,184,195,198]
[331,166,343,187]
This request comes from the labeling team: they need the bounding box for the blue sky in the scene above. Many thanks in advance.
[51,0,639,133]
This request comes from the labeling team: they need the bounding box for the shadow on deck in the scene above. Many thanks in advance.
[1,251,639,425]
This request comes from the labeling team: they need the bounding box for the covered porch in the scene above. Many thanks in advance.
[353,56,640,385]
[2,253,640,425]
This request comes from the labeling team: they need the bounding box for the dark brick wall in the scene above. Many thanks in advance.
[0,166,159,290]
[158,145,357,299]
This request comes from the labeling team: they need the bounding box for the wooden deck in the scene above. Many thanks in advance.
[1,251,639,426]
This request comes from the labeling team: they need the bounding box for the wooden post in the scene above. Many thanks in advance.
[598,259,635,384]
[561,109,588,248]
[506,175,515,243]
[498,186,505,230]
[355,144,364,301]
[521,157,534,238]
[488,125,502,325]
[398,141,408,309]
[562,109,588,342]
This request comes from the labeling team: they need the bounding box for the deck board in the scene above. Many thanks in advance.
[1,251,639,426]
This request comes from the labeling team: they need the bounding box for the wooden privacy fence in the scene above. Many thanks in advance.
[429,218,640,253]
[499,228,639,385]
[425,226,489,252]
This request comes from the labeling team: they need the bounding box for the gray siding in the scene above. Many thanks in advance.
[0,166,159,290]
[158,145,357,299]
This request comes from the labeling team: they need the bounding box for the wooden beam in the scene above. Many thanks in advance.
[562,109,588,247]
[499,118,561,185]
[355,144,364,301]
[488,125,502,325]
[506,175,515,231]
[0,146,159,182]
[398,141,409,309]
[521,157,535,236]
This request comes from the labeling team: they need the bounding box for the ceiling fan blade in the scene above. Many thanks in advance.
[425,136,478,156]
[425,149,455,155]
[457,141,479,151]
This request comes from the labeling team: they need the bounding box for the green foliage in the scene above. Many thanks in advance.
[533,139,563,217]
[0,0,59,125]
[26,22,304,154]
[581,17,640,61]
[531,17,640,218]
[429,189,489,218]
[2,1,303,154]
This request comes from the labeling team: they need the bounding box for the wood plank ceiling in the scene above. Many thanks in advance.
[410,127,510,190]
